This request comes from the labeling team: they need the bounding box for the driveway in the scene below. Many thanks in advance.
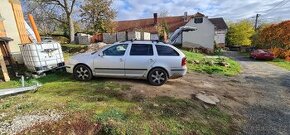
[225,51,290,135]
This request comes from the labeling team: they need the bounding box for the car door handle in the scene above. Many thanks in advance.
[149,59,154,62]
[120,58,124,62]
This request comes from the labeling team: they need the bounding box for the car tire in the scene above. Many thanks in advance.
[148,68,168,86]
[73,65,93,81]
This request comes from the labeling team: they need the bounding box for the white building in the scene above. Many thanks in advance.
[115,12,228,50]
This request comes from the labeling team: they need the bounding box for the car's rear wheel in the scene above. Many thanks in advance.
[73,65,92,81]
[148,68,168,86]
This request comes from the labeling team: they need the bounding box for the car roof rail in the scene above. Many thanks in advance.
[120,39,162,43]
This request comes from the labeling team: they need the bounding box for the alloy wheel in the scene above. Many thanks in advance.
[74,65,92,81]
[148,68,168,86]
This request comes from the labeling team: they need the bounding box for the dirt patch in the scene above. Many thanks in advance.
[107,72,257,116]
[18,112,101,135]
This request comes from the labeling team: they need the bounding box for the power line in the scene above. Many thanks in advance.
[261,0,289,16]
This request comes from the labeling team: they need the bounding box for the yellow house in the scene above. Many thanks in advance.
[0,0,30,63]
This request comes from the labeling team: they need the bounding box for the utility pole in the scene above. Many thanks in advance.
[254,14,261,31]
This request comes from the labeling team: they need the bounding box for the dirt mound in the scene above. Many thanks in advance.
[86,42,108,52]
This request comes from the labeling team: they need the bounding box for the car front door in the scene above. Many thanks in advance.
[93,44,128,77]
[125,44,155,78]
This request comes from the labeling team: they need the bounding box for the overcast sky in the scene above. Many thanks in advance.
[112,0,290,22]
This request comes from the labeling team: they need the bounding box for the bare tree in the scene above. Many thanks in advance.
[22,0,78,43]
[22,0,60,35]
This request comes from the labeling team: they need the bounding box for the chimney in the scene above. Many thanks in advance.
[184,12,188,22]
[153,13,158,25]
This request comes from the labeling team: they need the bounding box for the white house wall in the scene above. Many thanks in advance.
[214,30,227,45]
[183,17,215,49]
[150,34,159,40]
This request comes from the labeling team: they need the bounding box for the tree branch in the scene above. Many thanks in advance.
[48,0,66,9]
[69,0,77,14]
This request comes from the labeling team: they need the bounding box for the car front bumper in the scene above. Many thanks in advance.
[66,64,74,73]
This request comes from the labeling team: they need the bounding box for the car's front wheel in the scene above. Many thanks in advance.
[148,68,168,86]
[73,64,93,81]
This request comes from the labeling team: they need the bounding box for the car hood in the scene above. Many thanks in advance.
[70,53,94,62]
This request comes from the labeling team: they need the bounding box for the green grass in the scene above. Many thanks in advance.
[0,45,235,134]
[0,72,234,134]
[184,51,241,76]
[270,59,290,70]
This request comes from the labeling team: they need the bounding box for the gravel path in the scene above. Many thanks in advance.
[225,51,290,135]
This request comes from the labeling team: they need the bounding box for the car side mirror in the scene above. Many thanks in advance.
[98,52,104,57]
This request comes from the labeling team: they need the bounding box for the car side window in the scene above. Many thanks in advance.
[103,44,128,56]
[130,44,153,56]
[156,45,180,56]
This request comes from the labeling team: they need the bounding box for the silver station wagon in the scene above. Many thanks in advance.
[66,40,187,86]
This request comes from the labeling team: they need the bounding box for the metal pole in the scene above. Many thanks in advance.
[21,75,25,87]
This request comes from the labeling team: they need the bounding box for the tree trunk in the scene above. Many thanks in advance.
[68,15,75,43]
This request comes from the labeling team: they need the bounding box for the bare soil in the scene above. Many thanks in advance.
[104,51,290,135]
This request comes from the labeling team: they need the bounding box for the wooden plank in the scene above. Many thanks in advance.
[10,1,31,44]
[0,21,6,37]
[0,48,10,82]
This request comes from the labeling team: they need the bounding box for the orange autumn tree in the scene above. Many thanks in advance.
[254,20,290,59]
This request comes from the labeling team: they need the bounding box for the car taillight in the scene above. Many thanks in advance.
[182,57,187,66]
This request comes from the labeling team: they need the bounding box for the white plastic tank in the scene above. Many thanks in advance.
[20,41,65,73]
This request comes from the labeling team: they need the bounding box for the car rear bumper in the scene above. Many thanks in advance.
[169,68,187,79]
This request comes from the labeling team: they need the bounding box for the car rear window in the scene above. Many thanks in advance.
[156,45,180,56]
[130,44,153,56]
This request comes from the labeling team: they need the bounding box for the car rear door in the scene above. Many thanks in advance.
[125,44,155,78]
[93,44,128,77]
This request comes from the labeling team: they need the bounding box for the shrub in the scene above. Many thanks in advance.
[270,47,285,58]
[270,47,290,59]
[255,21,290,50]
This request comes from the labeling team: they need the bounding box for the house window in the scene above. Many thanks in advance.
[194,18,203,23]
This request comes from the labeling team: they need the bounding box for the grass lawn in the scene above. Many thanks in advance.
[269,59,290,70]
[0,71,234,134]
[0,45,238,134]
[184,51,241,76]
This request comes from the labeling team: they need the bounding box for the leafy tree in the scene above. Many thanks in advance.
[80,0,116,33]
[226,20,255,46]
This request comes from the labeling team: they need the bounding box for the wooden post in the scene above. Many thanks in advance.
[0,49,10,82]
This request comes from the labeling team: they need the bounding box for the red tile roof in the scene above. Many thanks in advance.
[115,12,228,34]
[116,16,187,34]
